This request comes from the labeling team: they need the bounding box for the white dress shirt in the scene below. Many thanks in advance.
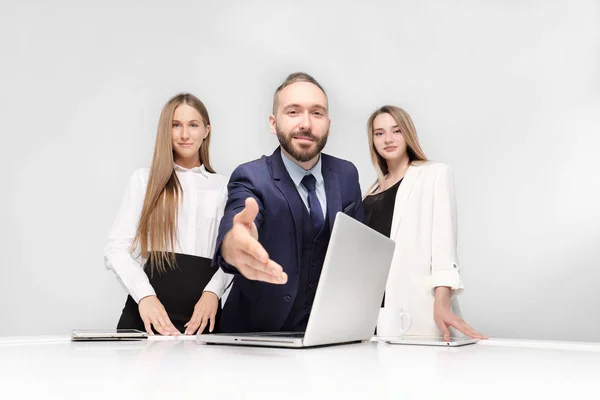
[280,151,327,219]
[104,164,233,304]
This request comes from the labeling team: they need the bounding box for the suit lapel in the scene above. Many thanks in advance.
[267,147,303,260]
[322,156,342,231]
[390,164,422,240]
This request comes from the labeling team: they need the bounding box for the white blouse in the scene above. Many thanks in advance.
[103,164,233,304]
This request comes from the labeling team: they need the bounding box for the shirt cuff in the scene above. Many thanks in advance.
[131,281,156,304]
[203,278,224,298]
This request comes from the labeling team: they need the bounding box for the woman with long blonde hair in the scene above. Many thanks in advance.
[363,105,486,341]
[104,93,231,336]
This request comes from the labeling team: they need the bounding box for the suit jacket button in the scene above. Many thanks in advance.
[284,295,292,302]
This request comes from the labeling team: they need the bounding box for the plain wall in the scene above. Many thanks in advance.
[1,0,599,341]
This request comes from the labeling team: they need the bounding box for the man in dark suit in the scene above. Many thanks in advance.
[213,72,364,333]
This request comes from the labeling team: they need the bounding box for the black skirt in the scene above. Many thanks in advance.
[116,253,221,334]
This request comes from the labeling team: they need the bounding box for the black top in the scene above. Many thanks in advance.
[363,178,402,310]
[363,178,403,238]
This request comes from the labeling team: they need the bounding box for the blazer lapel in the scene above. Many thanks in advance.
[322,156,342,231]
[389,164,422,240]
[267,147,304,260]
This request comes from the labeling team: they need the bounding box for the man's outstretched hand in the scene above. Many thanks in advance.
[221,197,288,284]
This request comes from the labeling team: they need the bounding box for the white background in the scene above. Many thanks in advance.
[1,0,598,341]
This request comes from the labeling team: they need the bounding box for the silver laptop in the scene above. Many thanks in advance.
[196,212,396,348]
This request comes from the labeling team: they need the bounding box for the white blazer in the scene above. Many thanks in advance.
[370,162,464,336]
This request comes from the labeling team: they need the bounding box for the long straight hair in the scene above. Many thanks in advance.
[366,105,428,194]
[132,93,214,275]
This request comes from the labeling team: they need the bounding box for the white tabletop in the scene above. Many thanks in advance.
[0,335,598,399]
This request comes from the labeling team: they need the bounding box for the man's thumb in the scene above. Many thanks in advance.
[233,197,259,226]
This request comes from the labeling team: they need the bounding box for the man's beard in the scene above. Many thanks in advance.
[276,127,329,163]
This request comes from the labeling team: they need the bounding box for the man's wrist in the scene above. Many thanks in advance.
[217,253,239,274]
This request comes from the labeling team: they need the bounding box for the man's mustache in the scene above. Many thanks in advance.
[291,131,317,140]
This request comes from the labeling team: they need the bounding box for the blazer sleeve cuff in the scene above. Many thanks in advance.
[215,254,239,275]
[431,270,464,297]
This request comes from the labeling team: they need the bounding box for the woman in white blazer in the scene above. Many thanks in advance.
[363,105,486,340]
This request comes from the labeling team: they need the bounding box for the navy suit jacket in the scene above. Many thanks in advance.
[213,147,364,333]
